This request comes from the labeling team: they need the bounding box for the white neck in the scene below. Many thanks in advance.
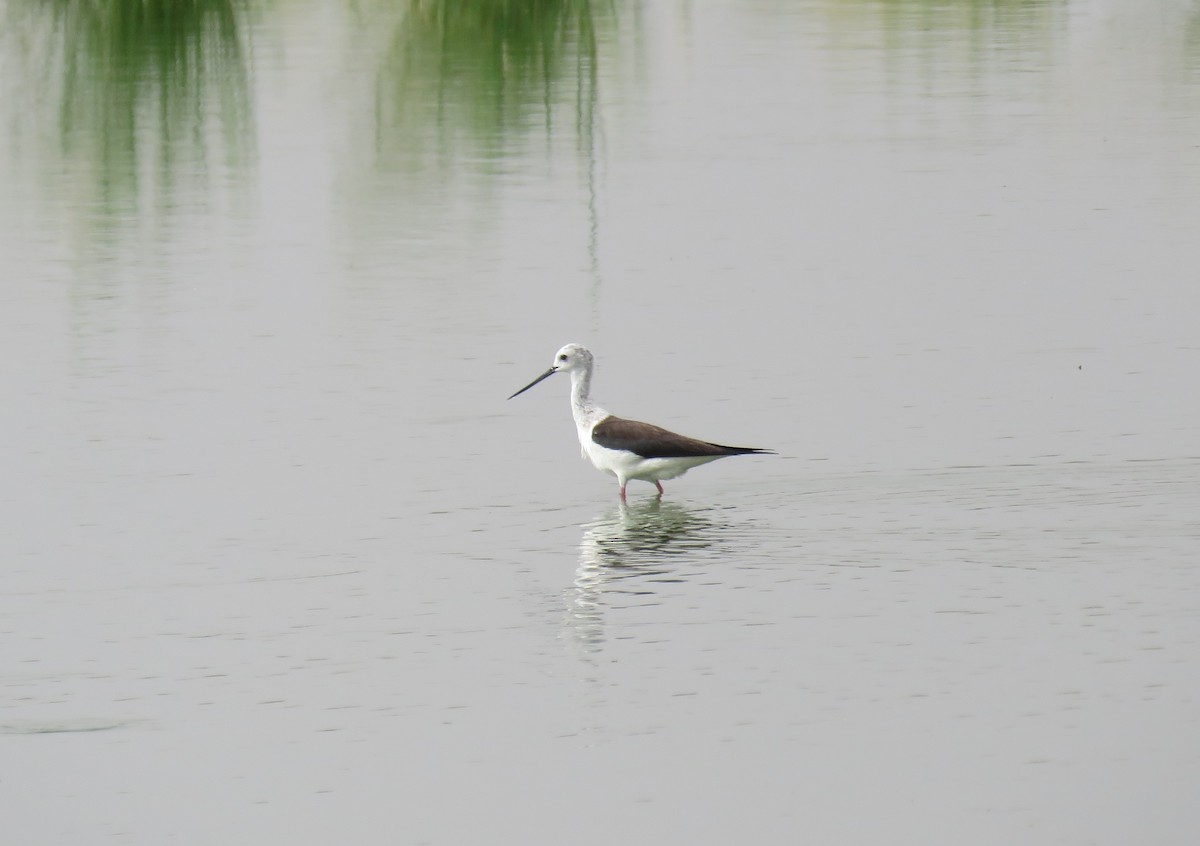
[570,365,605,428]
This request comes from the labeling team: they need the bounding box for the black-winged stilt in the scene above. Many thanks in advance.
[509,344,773,501]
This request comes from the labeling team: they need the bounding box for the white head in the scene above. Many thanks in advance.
[550,343,593,375]
[509,343,594,399]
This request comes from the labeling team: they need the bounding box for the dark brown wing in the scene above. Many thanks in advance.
[592,416,773,459]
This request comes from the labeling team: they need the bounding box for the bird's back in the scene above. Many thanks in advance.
[591,415,773,459]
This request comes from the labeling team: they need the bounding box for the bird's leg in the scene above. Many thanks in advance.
[654,481,664,497]
[619,483,628,502]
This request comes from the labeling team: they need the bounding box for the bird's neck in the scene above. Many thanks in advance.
[570,368,600,427]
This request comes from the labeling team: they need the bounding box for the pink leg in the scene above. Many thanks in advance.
[619,483,628,502]
[654,481,664,497]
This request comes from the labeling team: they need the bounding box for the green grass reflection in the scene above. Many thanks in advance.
[9,0,253,217]
[370,0,615,169]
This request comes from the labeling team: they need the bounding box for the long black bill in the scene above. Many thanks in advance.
[508,367,557,399]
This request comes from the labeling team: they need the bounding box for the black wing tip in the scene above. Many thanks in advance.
[719,446,775,455]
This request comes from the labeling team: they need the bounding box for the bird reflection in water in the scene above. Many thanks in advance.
[565,499,718,652]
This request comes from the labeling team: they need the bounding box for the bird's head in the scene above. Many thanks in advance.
[508,343,593,399]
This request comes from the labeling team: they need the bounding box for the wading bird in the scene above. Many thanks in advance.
[509,344,773,501]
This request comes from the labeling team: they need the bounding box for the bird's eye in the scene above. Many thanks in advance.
[558,354,568,362]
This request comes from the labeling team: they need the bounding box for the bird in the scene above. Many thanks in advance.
[508,344,773,501]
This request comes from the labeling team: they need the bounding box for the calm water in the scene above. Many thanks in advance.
[2,1,1199,843]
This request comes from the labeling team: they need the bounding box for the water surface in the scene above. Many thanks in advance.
[2,1,1198,843]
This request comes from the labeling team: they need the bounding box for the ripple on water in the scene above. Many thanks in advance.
[0,718,142,735]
